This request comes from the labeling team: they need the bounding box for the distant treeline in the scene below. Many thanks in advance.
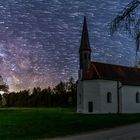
[0,77,77,108]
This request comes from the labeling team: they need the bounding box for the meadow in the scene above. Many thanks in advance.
[0,108,140,140]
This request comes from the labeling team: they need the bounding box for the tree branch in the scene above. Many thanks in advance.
[110,0,140,35]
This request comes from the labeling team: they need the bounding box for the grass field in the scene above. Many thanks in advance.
[0,108,140,140]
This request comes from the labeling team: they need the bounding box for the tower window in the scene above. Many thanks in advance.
[84,53,90,61]
[84,54,87,60]
[79,93,81,104]
[107,92,112,103]
[136,92,140,103]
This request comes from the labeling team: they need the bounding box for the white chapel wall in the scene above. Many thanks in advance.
[77,80,84,112]
[99,80,118,113]
[121,85,140,113]
[78,79,119,113]
[82,80,100,113]
[77,79,140,114]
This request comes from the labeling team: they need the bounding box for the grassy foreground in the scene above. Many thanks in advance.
[0,108,140,140]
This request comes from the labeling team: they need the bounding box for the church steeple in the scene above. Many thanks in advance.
[79,16,91,52]
[79,16,91,76]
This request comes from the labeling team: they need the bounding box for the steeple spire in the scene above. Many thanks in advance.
[79,16,91,52]
[79,16,91,77]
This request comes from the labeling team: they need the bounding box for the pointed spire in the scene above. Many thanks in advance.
[79,16,91,52]
[79,16,91,73]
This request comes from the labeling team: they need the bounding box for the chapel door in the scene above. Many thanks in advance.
[88,101,93,112]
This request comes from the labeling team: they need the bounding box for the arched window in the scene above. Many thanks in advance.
[136,92,140,103]
[84,54,88,60]
[79,94,81,104]
[107,92,112,103]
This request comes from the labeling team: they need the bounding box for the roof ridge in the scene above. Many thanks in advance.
[91,61,138,70]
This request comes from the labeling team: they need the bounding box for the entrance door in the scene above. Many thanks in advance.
[88,102,93,112]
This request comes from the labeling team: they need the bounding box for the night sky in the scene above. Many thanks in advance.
[0,0,137,91]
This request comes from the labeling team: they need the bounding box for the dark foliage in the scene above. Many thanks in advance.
[110,0,140,58]
[3,77,77,108]
[0,76,9,92]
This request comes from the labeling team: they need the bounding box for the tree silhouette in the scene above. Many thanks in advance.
[1,77,77,108]
[0,76,9,92]
[67,77,77,106]
[110,0,140,63]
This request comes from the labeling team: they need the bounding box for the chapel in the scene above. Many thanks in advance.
[77,17,140,113]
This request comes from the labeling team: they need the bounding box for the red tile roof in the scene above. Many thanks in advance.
[83,61,140,86]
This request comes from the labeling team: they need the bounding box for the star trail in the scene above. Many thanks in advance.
[0,0,137,91]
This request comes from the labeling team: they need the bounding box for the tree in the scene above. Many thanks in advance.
[30,87,42,107]
[54,81,66,94]
[67,77,77,93]
[1,78,77,108]
[0,94,2,106]
[0,76,9,92]
[17,90,30,107]
[66,77,77,106]
[53,81,67,106]
[41,87,52,107]
[2,93,8,106]
[110,0,140,63]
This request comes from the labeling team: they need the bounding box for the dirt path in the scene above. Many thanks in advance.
[40,123,140,140]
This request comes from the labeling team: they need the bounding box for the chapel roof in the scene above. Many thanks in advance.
[83,61,140,86]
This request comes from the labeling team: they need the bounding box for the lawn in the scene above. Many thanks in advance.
[0,108,140,140]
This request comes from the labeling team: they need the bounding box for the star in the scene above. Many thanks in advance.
[0,0,135,91]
